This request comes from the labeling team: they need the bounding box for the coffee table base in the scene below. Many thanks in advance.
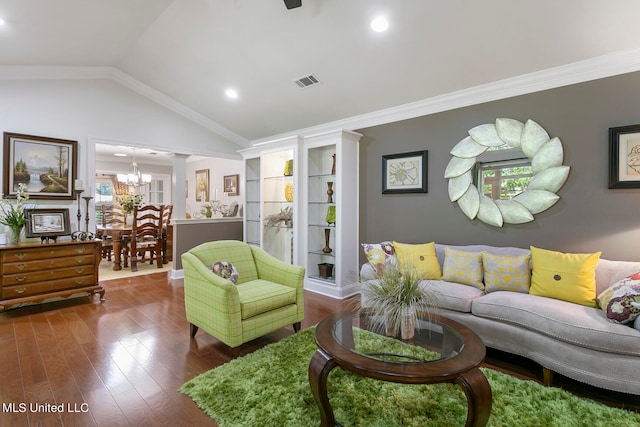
[309,348,492,427]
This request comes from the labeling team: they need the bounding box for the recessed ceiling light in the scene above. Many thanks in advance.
[225,88,239,99]
[113,153,127,157]
[0,19,5,26]
[370,16,389,32]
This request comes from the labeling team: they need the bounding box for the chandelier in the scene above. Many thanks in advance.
[117,149,151,187]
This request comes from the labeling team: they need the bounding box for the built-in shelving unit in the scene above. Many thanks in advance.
[306,145,337,284]
[262,148,295,263]
[240,130,360,298]
[240,137,300,265]
[301,130,361,298]
[244,156,261,247]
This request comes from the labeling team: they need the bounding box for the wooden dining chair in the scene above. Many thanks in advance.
[127,204,164,272]
[98,204,126,261]
[161,205,173,264]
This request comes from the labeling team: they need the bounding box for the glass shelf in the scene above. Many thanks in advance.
[307,275,336,284]
[309,250,335,258]
[264,175,293,181]
[309,173,335,179]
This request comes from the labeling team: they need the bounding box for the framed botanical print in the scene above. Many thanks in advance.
[609,124,640,188]
[3,132,78,200]
[382,150,428,194]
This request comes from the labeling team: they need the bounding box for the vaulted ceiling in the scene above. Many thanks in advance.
[2,0,640,149]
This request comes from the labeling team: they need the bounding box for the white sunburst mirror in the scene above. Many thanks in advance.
[444,118,570,227]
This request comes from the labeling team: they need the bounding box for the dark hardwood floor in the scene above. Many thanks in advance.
[0,272,637,426]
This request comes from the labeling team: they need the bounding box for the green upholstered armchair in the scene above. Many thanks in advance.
[181,240,305,353]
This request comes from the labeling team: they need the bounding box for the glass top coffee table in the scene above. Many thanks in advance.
[308,310,492,426]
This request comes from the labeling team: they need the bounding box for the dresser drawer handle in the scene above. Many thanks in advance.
[75,268,85,274]
[75,247,86,254]
[14,252,27,260]
[75,258,85,264]
[15,276,26,282]
[75,279,85,285]
[15,287,26,294]
[16,263,26,271]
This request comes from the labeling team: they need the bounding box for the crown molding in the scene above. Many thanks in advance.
[0,65,250,148]
[250,48,640,145]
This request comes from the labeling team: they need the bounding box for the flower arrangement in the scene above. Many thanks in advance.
[0,183,30,243]
[359,264,439,340]
[116,193,144,214]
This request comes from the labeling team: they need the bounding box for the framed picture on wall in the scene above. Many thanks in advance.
[382,150,428,194]
[224,174,239,196]
[609,124,640,188]
[3,132,78,200]
[195,169,210,202]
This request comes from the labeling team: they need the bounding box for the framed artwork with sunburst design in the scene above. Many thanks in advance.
[382,150,428,194]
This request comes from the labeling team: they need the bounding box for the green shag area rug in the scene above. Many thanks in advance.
[180,327,639,427]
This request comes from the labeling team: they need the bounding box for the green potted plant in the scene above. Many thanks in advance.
[359,264,439,340]
[116,193,144,216]
[0,183,30,244]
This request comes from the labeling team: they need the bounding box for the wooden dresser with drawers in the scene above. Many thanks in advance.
[0,239,105,311]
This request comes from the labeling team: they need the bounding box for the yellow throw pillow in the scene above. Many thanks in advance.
[442,248,484,290]
[482,253,531,293]
[393,241,441,280]
[529,246,601,307]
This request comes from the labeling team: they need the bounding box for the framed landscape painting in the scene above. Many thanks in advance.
[25,208,71,238]
[3,132,78,200]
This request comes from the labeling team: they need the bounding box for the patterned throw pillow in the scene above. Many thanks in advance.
[482,253,531,293]
[442,248,484,290]
[211,261,239,284]
[597,272,640,324]
[529,246,600,307]
[393,241,442,280]
[361,241,396,276]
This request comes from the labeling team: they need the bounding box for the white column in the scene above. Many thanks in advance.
[172,153,190,219]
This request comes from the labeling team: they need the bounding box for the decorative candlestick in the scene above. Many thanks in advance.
[331,153,336,175]
[82,196,93,233]
[75,189,84,232]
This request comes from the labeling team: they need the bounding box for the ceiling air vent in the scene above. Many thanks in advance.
[294,74,321,88]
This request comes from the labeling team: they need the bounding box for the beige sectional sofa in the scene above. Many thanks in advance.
[360,243,640,395]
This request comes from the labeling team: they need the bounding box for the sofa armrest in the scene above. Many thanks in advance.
[360,263,378,281]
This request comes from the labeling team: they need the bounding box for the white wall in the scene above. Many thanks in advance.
[186,157,243,217]
[0,78,243,234]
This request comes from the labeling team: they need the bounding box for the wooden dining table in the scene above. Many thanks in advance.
[95,224,133,271]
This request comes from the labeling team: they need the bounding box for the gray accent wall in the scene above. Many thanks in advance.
[357,71,640,261]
